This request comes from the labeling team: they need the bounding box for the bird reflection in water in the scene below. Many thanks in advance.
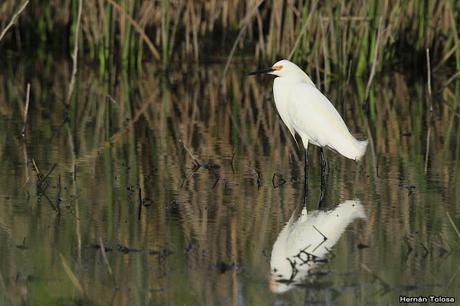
[269,200,366,293]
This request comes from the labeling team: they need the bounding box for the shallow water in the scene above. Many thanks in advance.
[0,60,459,306]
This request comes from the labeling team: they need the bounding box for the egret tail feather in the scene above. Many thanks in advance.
[355,139,368,161]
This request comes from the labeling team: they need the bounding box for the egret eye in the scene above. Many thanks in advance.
[272,65,283,71]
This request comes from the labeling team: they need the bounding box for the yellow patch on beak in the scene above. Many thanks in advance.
[272,65,283,71]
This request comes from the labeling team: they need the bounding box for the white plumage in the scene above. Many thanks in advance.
[269,200,366,293]
[250,59,368,161]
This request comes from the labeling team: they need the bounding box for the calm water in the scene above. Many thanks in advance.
[0,60,459,306]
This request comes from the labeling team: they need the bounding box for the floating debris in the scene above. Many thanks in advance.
[272,173,286,189]
[211,262,241,273]
[357,243,370,249]
[89,243,172,257]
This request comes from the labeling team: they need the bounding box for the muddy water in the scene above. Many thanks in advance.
[0,61,459,305]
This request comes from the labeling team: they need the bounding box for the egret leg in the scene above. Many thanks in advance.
[318,147,328,207]
[320,147,328,179]
[323,148,329,171]
[303,149,308,206]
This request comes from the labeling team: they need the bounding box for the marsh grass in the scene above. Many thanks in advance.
[0,0,459,77]
[0,1,460,304]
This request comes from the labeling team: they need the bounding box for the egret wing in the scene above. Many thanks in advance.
[287,83,351,147]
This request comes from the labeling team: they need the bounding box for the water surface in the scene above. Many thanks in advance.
[0,60,459,305]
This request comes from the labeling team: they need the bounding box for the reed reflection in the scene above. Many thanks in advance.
[269,200,366,293]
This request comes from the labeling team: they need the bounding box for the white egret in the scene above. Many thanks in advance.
[249,60,367,184]
[269,200,366,293]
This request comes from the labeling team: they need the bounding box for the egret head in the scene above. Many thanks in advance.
[269,259,296,294]
[248,59,312,83]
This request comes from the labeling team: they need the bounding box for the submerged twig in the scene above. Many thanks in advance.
[41,191,58,212]
[361,263,391,292]
[75,188,82,263]
[31,159,40,177]
[99,237,114,278]
[271,173,286,189]
[424,127,431,173]
[22,143,29,187]
[37,163,57,191]
[56,174,62,212]
[446,265,460,289]
[32,161,59,211]
[0,1,30,42]
[446,211,460,239]
[182,141,202,166]
[138,187,142,221]
[424,49,433,173]
[22,83,30,137]
[60,254,84,294]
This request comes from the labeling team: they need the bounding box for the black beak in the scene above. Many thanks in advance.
[247,67,274,76]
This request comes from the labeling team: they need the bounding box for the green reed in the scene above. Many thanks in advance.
[1,0,459,77]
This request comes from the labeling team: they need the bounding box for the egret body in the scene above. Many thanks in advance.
[249,60,368,161]
[269,200,366,293]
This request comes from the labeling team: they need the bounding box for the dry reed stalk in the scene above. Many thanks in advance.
[443,70,460,87]
[424,127,431,173]
[66,0,82,105]
[99,237,113,276]
[424,48,432,173]
[0,0,29,42]
[22,142,29,186]
[221,0,264,85]
[364,17,384,103]
[60,254,85,294]
[446,211,460,239]
[21,82,30,136]
[104,0,160,60]
[426,48,432,97]
[75,91,158,164]
[446,266,460,289]
[288,0,319,60]
[0,0,457,76]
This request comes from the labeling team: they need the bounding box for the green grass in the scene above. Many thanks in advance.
[0,0,458,76]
